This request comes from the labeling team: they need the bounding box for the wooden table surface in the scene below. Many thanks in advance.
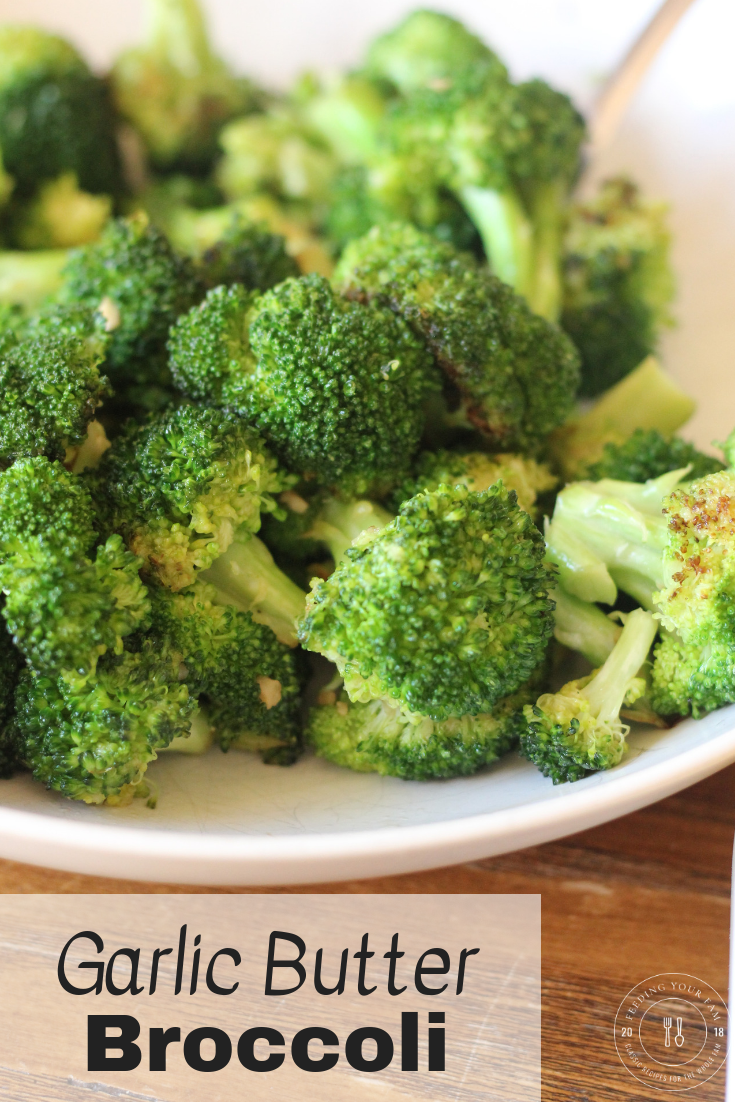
[2,763,733,1101]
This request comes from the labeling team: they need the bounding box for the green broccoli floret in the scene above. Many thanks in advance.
[389,449,556,515]
[13,642,194,804]
[196,216,299,292]
[150,580,301,759]
[0,458,150,682]
[307,678,535,780]
[170,272,438,494]
[562,177,675,396]
[334,223,580,453]
[216,107,336,213]
[58,212,202,411]
[299,483,554,719]
[0,310,110,464]
[98,404,290,591]
[585,428,725,483]
[13,172,111,250]
[0,25,123,200]
[0,249,68,309]
[521,608,658,782]
[649,633,735,719]
[0,608,22,778]
[548,356,696,481]
[111,0,263,174]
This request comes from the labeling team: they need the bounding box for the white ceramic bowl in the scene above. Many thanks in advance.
[1,0,735,884]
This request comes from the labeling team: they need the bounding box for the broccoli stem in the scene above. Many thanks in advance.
[459,184,533,296]
[582,608,657,725]
[200,534,306,646]
[0,249,67,309]
[553,587,621,667]
[549,356,696,480]
[526,180,565,321]
[309,497,394,566]
[146,0,216,70]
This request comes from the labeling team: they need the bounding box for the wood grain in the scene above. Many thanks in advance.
[2,764,733,1101]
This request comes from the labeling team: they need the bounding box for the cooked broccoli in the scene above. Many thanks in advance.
[111,0,263,174]
[169,272,439,494]
[196,216,299,291]
[14,173,111,250]
[0,25,123,200]
[59,212,201,412]
[585,428,725,483]
[548,356,696,481]
[0,309,110,464]
[551,586,621,668]
[521,608,658,782]
[307,677,534,780]
[334,222,580,453]
[299,483,554,719]
[0,458,150,682]
[303,73,388,167]
[0,249,68,309]
[389,449,556,515]
[13,642,194,804]
[97,404,290,590]
[649,633,735,719]
[0,608,22,778]
[562,177,675,396]
[363,12,585,315]
[150,580,302,759]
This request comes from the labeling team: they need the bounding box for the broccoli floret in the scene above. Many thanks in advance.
[197,216,299,292]
[98,404,290,590]
[649,633,735,719]
[307,678,535,780]
[150,580,301,758]
[0,458,150,682]
[111,0,263,174]
[201,533,307,647]
[334,223,580,453]
[216,108,336,212]
[59,213,202,410]
[389,449,556,515]
[585,428,725,483]
[548,356,696,481]
[0,311,110,464]
[170,272,438,494]
[13,642,194,804]
[521,608,658,782]
[0,609,22,778]
[0,25,123,200]
[13,172,111,250]
[562,178,675,396]
[0,249,68,309]
[299,483,554,719]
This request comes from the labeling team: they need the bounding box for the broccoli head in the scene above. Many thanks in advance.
[14,642,194,804]
[13,172,111,250]
[197,216,299,292]
[389,448,556,515]
[0,310,110,464]
[334,223,580,453]
[307,680,531,780]
[562,177,675,397]
[170,272,439,494]
[150,580,301,759]
[585,428,725,483]
[521,608,658,782]
[111,0,263,174]
[299,483,554,719]
[0,25,123,200]
[650,633,735,719]
[59,212,202,405]
[98,404,290,590]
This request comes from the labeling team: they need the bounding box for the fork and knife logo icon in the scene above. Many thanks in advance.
[664,1016,684,1047]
